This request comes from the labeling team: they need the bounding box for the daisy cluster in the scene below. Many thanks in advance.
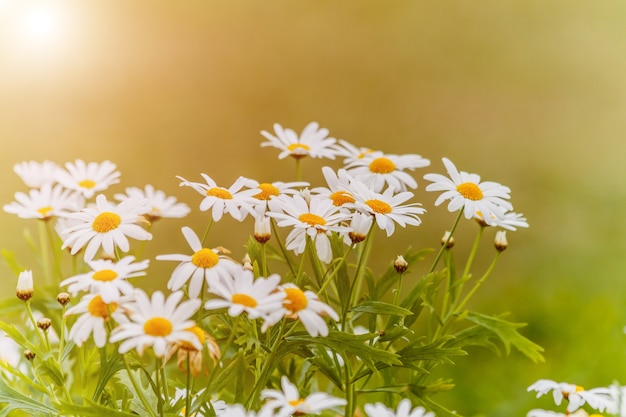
[1,121,531,416]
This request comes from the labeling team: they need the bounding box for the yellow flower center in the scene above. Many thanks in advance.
[288,399,305,407]
[180,325,206,351]
[78,179,96,189]
[298,213,326,227]
[365,199,392,214]
[329,191,355,206]
[143,317,173,337]
[368,157,396,174]
[287,143,310,152]
[283,287,308,313]
[87,295,117,319]
[254,183,280,200]
[456,182,483,201]
[191,248,219,268]
[92,269,119,282]
[232,293,257,308]
[206,187,233,200]
[37,206,54,218]
[92,212,121,233]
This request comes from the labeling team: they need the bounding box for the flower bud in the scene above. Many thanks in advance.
[348,213,373,244]
[37,317,52,331]
[16,270,34,301]
[57,292,71,306]
[441,231,455,249]
[24,350,36,361]
[394,255,408,274]
[254,216,271,243]
[494,230,508,252]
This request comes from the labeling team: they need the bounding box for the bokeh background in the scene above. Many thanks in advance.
[2,1,626,415]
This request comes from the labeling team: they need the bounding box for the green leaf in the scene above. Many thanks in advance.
[351,301,413,317]
[396,337,467,370]
[371,248,433,299]
[56,398,138,417]
[115,368,158,415]
[463,311,545,363]
[0,376,57,417]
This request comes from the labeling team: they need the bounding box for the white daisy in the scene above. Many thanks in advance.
[260,122,339,160]
[281,283,338,337]
[156,227,241,298]
[115,184,191,222]
[55,160,121,199]
[178,174,258,222]
[266,194,350,263]
[475,209,529,231]
[423,158,512,224]
[332,139,376,166]
[13,160,60,189]
[528,379,616,413]
[109,290,201,357]
[60,256,149,303]
[347,181,425,237]
[204,269,285,327]
[364,399,435,417]
[61,194,153,262]
[65,293,123,348]
[261,375,346,417]
[311,166,357,209]
[247,179,308,215]
[345,151,430,193]
[4,183,84,221]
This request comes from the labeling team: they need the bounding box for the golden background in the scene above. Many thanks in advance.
[1,1,626,415]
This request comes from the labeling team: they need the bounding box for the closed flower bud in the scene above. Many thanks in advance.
[494,230,508,252]
[441,231,455,249]
[348,213,373,244]
[254,216,271,243]
[24,350,36,361]
[37,317,52,331]
[16,270,34,301]
[57,292,71,306]
[394,255,408,274]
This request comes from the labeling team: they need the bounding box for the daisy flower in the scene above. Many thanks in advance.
[55,160,121,199]
[115,184,191,222]
[347,180,425,237]
[65,293,123,348]
[61,194,152,262]
[364,399,435,417]
[204,269,285,329]
[474,209,529,231]
[109,290,201,357]
[311,166,357,209]
[528,379,616,413]
[280,283,339,337]
[266,194,350,263]
[60,256,149,303]
[332,139,376,166]
[247,179,308,215]
[169,325,220,377]
[260,122,339,160]
[4,183,84,221]
[423,158,512,224]
[178,174,258,222]
[13,160,60,189]
[156,227,241,298]
[345,151,430,193]
[261,375,347,417]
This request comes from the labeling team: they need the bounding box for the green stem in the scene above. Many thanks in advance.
[460,225,485,282]
[201,219,214,245]
[455,252,501,313]
[317,243,354,297]
[270,218,297,277]
[246,320,286,409]
[185,355,192,417]
[342,223,376,324]
[428,209,464,274]
[121,354,158,417]
[38,221,52,287]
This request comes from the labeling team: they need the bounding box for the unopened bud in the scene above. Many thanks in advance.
[37,317,52,331]
[494,230,508,252]
[57,292,71,306]
[16,270,34,301]
[441,231,455,249]
[24,350,36,361]
[254,216,271,244]
[348,213,373,244]
[394,255,408,274]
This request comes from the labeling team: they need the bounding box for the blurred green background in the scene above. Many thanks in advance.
[2,1,626,415]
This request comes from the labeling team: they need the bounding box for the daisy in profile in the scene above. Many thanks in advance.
[55,160,121,199]
[204,269,285,328]
[115,184,191,222]
[474,209,529,231]
[109,290,201,357]
[60,256,149,303]
[178,174,258,222]
[156,227,241,298]
[364,399,434,417]
[347,180,425,237]
[247,179,308,215]
[423,158,512,225]
[311,167,357,209]
[266,194,350,263]
[60,194,152,262]
[65,293,123,348]
[280,283,338,337]
[528,379,616,414]
[4,183,84,221]
[261,375,347,417]
[332,139,376,166]
[260,122,339,160]
[13,160,60,189]
[345,151,430,193]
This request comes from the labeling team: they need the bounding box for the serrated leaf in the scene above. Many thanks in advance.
[465,311,545,363]
[351,301,413,317]
[115,368,158,415]
[0,376,57,416]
